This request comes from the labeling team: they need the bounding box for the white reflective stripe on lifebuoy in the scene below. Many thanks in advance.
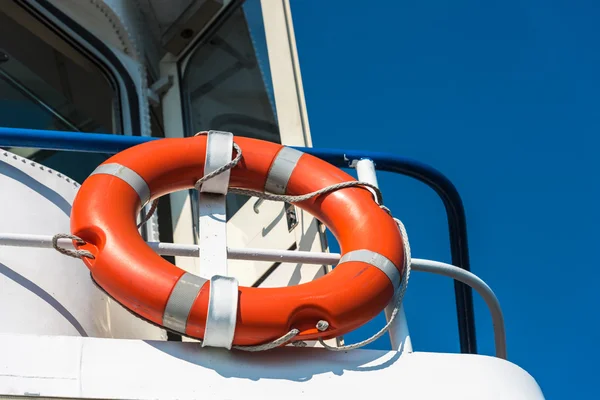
[202,275,239,349]
[200,130,233,194]
[90,163,150,205]
[265,147,304,194]
[338,250,401,293]
[163,272,208,333]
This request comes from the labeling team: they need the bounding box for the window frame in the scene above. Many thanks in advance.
[15,0,142,137]
[8,0,152,238]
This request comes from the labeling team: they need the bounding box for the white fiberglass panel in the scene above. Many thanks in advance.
[0,333,545,400]
[0,150,165,340]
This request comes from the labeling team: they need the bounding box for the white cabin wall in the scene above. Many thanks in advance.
[0,0,173,338]
[258,0,332,283]
[0,150,166,340]
[261,0,312,147]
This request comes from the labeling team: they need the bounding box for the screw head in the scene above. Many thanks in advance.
[0,52,8,63]
[316,320,329,331]
[180,29,194,39]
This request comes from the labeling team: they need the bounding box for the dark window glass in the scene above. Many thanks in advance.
[0,5,120,183]
[182,0,279,221]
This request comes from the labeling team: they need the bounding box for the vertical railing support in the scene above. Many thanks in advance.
[355,158,413,353]
[196,131,239,349]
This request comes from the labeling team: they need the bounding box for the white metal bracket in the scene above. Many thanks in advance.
[147,75,174,107]
[198,130,238,349]
[354,159,412,353]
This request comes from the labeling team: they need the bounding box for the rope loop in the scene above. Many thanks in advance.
[52,233,95,259]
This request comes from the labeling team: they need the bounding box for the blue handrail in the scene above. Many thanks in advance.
[0,126,477,354]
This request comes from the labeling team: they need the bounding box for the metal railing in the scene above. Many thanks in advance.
[0,232,506,358]
[0,126,478,355]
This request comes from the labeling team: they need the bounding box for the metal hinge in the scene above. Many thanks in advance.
[284,202,298,232]
[253,199,298,232]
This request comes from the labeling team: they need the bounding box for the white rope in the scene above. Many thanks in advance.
[134,137,385,228]
[194,142,243,191]
[138,180,384,228]
[315,216,411,351]
[233,329,300,352]
[52,233,95,259]
[229,181,383,206]
[137,200,158,229]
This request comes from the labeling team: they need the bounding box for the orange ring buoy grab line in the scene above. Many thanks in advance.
[70,135,405,346]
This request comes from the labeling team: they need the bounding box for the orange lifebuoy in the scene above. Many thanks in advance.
[71,135,405,346]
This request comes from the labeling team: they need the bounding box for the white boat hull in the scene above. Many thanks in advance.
[0,332,544,400]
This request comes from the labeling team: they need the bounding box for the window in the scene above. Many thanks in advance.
[181,0,279,220]
[0,4,120,183]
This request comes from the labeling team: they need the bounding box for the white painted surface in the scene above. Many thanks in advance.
[261,0,312,146]
[197,193,228,279]
[202,275,238,349]
[198,131,232,279]
[355,159,412,353]
[198,131,238,348]
[159,56,200,274]
[0,150,165,340]
[0,333,544,400]
[199,131,233,195]
[226,199,298,286]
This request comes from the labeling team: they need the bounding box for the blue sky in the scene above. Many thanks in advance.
[291,1,599,398]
